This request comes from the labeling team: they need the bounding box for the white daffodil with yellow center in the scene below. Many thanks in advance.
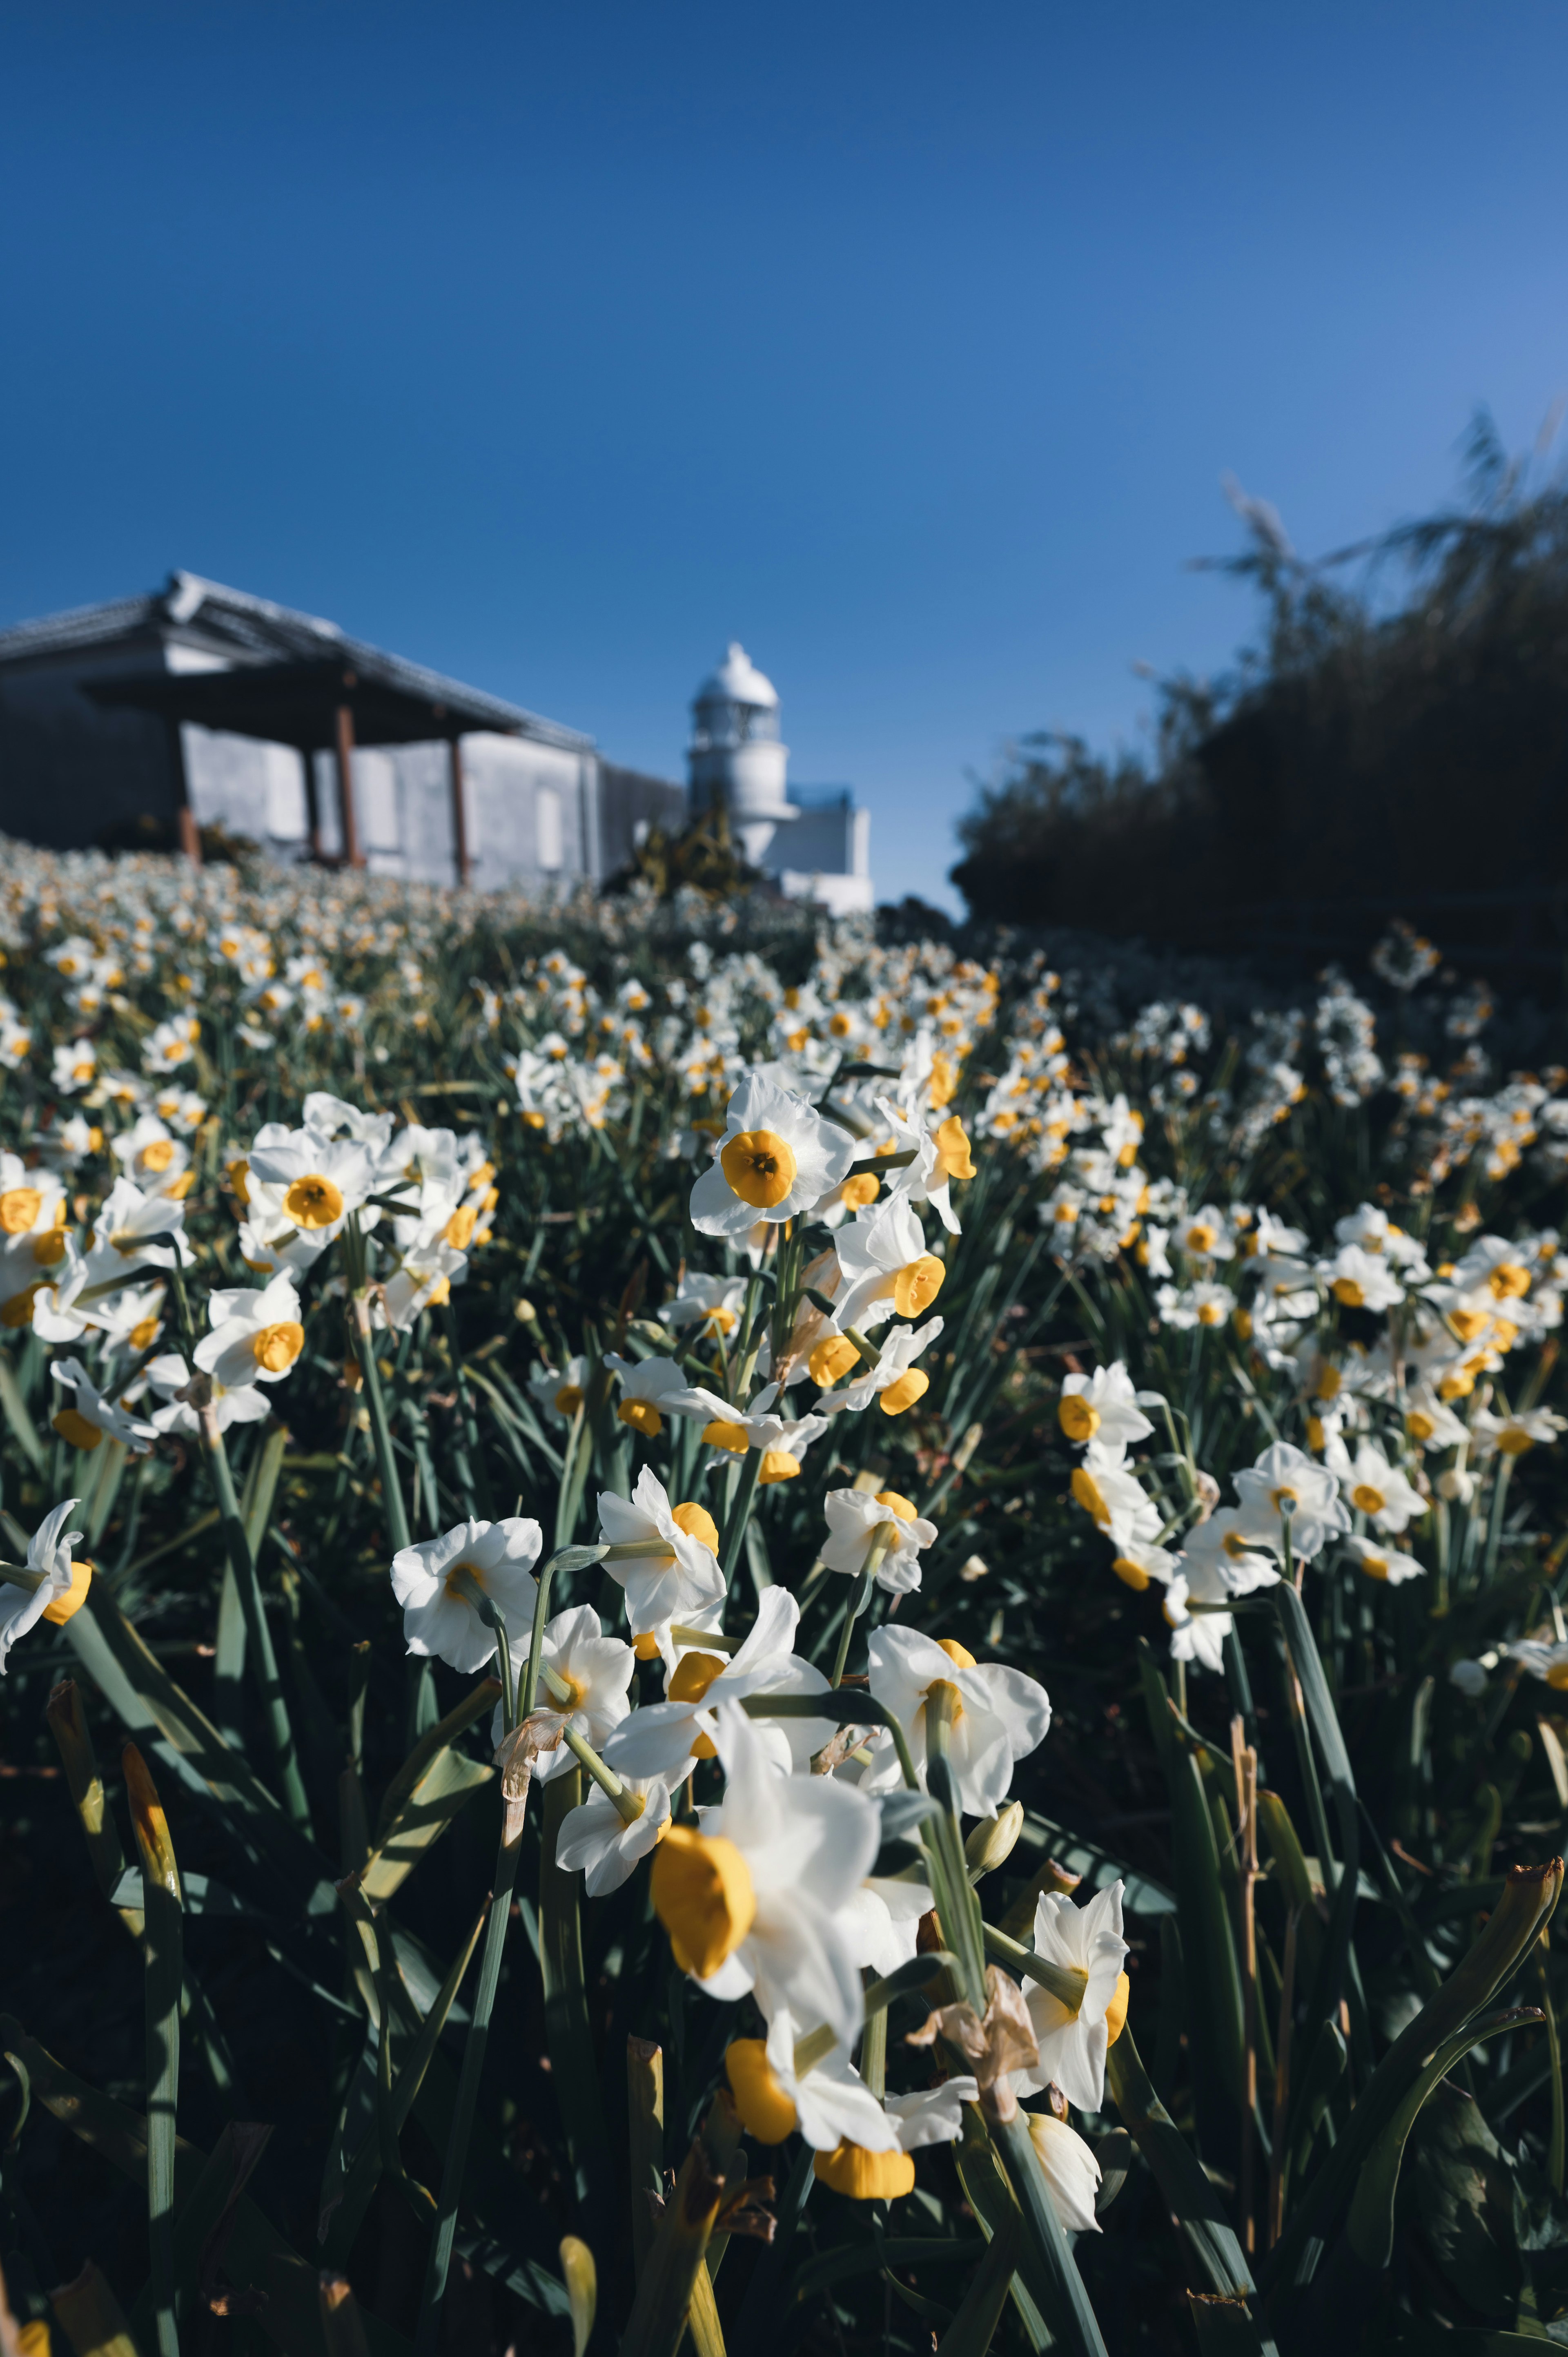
[492,1604,635,1779]
[650,1700,880,2049]
[596,1467,726,1649]
[554,1770,678,1897]
[1404,1388,1469,1452]
[1056,1362,1155,1454]
[819,1487,936,1596]
[391,1516,543,1675]
[605,1589,833,1781]
[1232,1441,1350,1561]
[528,1355,588,1426]
[376,1237,468,1332]
[1474,1405,1568,1458]
[245,1127,377,1241]
[663,1379,829,1485]
[0,1154,66,1243]
[831,1195,947,1335]
[816,1317,944,1418]
[1178,1511,1281,1597]
[1320,1244,1406,1312]
[690,1072,856,1240]
[864,1627,1051,1815]
[51,1039,97,1096]
[1338,1443,1426,1534]
[0,1497,94,1672]
[1346,1534,1425,1585]
[868,1096,976,1235]
[1161,1559,1232,1674]
[724,2004,902,2161]
[111,1115,192,1197]
[1009,1881,1130,2113]
[601,1351,695,1440]
[194,1272,306,1391]
[87,1178,190,1275]
[657,1273,748,1338]
[1178,1204,1234,1262]
[49,1358,158,1456]
[1068,1452,1163,1552]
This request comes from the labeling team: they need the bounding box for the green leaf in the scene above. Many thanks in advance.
[1348,2008,1536,2272]
[559,2236,596,2357]
[373,1675,499,1842]
[0,1345,45,1471]
[1186,2293,1271,2355]
[360,1744,492,1904]
[935,2201,1019,2355]
[1106,2025,1263,2308]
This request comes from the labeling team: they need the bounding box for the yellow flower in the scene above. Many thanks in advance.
[284,1174,345,1229]
[813,2143,915,2199]
[651,1825,756,1978]
[720,1128,798,1210]
[725,2039,799,2143]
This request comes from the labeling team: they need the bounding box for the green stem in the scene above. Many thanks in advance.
[720,1446,764,1583]
[201,1413,311,1831]
[412,1799,525,2356]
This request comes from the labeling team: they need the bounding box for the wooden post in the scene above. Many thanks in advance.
[448,736,470,888]
[299,746,322,863]
[334,702,363,868]
[165,718,201,865]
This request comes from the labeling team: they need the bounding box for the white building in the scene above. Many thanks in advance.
[687,643,872,913]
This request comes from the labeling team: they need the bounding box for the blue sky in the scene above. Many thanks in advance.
[2,4,1566,910]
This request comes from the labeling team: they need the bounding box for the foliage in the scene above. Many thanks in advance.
[952,411,1568,965]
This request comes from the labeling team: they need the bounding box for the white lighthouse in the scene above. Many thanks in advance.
[688,642,799,866]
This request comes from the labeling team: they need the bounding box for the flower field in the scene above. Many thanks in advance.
[2,841,1568,2355]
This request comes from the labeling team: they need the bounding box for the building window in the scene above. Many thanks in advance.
[537,785,563,871]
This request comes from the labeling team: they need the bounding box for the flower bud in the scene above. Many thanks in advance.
[964,1800,1024,1877]
[1438,1467,1476,1503]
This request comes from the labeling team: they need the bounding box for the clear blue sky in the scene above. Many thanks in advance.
[3,4,1566,911]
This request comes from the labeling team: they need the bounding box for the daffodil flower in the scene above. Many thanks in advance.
[1177,1511,1281,1597]
[1337,1443,1426,1534]
[375,1238,468,1331]
[690,1072,856,1239]
[194,1272,306,1390]
[842,1874,933,1973]
[868,1097,975,1235]
[0,1498,91,1673]
[1161,1568,1232,1673]
[597,1468,726,1646]
[491,1604,635,1777]
[601,1351,693,1439]
[1474,1405,1567,1458]
[245,1128,376,1240]
[663,1379,828,1482]
[864,1627,1051,1815]
[819,1488,936,1595]
[831,1196,946,1335]
[1011,1881,1129,2112]
[392,1516,543,1675]
[816,1317,944,1418]
[650,1699,880,2048]
[147,1354,271,1437]
[87,1177,189,1273]
[658,1273,748,1337]
[1346,1534,1425,1584]
[554,1770,677,1896]
[604,1588,833,1779]
[1028,2110,1103,2233]
[528,1354,588,1425]
[1319,1243,1405,1312]
[49,1358,158,1456]
[1056,1362,1154,1455]
[1232,1441,1350,1561]
[1068,1454,1163,1552]
[725,2004,901,2154]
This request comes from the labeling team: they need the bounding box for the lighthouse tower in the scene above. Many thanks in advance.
[688,643,798,866]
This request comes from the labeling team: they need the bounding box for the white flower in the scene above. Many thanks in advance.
[864,1626,1051,1815]
[597,1468,725,1643]
[1176,1204,1234,1262]
[146,1354,271,1437]
[690,1071,857,1239]
[887,2078,978,2151]
[88,1177,189,1273]
[1069,1455,1163,1552]
[1404,1389,1469,1452]
[1346,1534,1425,1585]
[1162,1572,1231,1674]
[604,1588,833,1780]
[832,1196,946,1336]
[817,1317,944,1418]
[111,1114,190,1195]
[658,1273,748,1337]
[1155,1281,1236,1331]
[1057,1363,1154,1460]
[652,1699,880,2048]
[391,1516,543,1674]
[555,1772,676,1896]
[1473,1406,1567,1459]
[1321,1244,1405,1313]
[528,1355,587,1426]
[49,1358,158,1456]
[732,2006,901,2154]
[493,1604,636,1780]
[1232,1442,1350,1562]
[662,1379,829,1482]
[144,1015,199,1070]
[1028,2111,1102,2234]
[245,1128,377,1241]
[51,1039,97,1095]
[1013,1882,1128,2112]
[1339,1443,1426,1535]
[842,1875,934,1975]
[376,1238,467,1331]
[602,1352,694,1440]
[869,1098,976,1235]
[1178,1512,1281,1597]
[819,1488,937,1595]
[0,1498,87,1673]
[194,1273,305,1391]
